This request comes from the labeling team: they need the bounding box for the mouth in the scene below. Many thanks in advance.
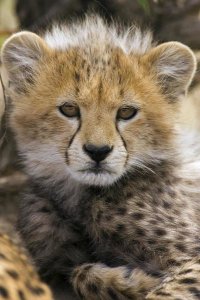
[78,163,115,175]
[72,162,120,186]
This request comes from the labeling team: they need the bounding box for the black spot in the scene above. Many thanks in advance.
[81,60,86,68]
[179,278,197,284]
[168,189,176,198]
[154,228,167,236]
[111,231,120,242]
[177,235,185,241]
[163,201,172,209]
[41,112,50,120]
[157,187,163,193]
[87,66,90,78]
[135,228,146,237]
[116,224,125,232]
[74,72,80,82]
[149,220,157,225]
[120,89,124,97]
[96,211,102,222]
[118,75,122,85]
[6,269,19,280]
[156,216,164,222]
[107,288,119,299]
[75,86,79,95]
[124,266,133,279]
[117,207,127,215]
[83,265,93,272]
[98,80,103,98]
[173,209,180,216]
[138,287,147,294]
[101,230,110,239]
[136,202,145,208]
[105,214,113,221]
[179,268,193,275]
[137,252,146,262]
[148,239,156,245]
[175,243,186,252]
[87,283,99,293]
[152,198,159,205]
[167,259,182,267]
[167,215,174,222]
[194,246,200,253]
[39,207,50,213]
[26,283,45,295]
[0,253,7,260]
[126,192,133,198]
[0,286,8,298]
[105,197,114,203]
[78,271,86,282]
[155,246,166,253]
[156,291,171,296]
[188,287,200,299]
[107,59,111,66]
[18,290,26,300]
[147,270,163,278]
[131,212,144,220]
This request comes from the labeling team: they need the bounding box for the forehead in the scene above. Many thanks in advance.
[50,46,143,109]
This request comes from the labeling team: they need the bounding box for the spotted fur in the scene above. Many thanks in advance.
[0,234,53,300]
[1,15,200,300]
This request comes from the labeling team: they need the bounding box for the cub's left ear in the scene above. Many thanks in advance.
[145,42,197,98]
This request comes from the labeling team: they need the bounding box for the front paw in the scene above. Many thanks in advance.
[71,263,158,300]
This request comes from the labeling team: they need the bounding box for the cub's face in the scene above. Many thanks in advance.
[1,30,196,186]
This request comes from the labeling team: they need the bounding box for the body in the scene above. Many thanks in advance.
[18,160,200,299]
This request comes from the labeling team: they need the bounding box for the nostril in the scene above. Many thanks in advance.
[83,144,113,162]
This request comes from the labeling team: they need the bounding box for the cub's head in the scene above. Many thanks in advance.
[1,18,196,186]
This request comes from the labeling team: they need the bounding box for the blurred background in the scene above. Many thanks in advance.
[0,1,200,298]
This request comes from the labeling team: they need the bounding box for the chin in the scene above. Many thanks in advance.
[68,169,121,187]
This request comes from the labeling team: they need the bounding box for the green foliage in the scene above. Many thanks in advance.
[137,0,150,14]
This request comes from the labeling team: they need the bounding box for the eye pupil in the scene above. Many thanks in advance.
[59,103,80,118]
[117,106,138,120]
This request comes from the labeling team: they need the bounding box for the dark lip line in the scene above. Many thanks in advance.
[78,168,116,175]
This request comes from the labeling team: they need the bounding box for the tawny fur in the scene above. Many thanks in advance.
[1,16,200,300]
[0,234,53,300]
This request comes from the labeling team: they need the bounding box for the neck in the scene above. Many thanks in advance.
[28,157,178,212]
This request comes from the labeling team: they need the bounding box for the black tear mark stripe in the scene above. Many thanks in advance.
[115,122,128,166]
[67,120,82,149]
[115,123,127,150]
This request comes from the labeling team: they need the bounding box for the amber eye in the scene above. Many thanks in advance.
[117,106,138,120]
[59,103,80,118]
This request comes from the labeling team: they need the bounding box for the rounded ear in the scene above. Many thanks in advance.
[1,32,49,91]
[145,42,197,99]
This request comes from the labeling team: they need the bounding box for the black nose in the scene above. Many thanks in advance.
[83,144,113,162]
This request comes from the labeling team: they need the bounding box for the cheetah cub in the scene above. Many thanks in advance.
[2,16,200,300]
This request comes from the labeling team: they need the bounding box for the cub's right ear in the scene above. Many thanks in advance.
[1,32,49,91]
